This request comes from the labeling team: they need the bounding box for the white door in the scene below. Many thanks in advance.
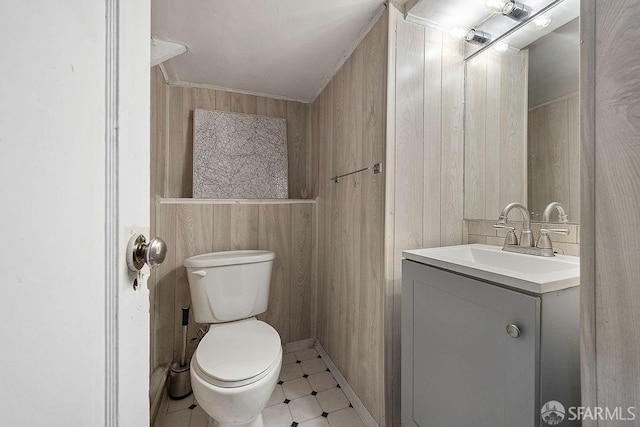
[0,1,151,426]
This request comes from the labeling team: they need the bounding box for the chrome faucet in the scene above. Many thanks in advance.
[494,202,570,257]
[494,202,534,247]
[542,202,569,223]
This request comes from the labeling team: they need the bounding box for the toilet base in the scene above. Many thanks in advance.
[208,413,264,427]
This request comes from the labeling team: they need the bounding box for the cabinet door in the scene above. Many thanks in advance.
[402,260,540,427]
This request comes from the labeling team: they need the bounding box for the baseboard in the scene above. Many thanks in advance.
[314,342,379,427]
[283,337,315,353]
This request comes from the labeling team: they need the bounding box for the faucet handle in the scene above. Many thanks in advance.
[540,228,570,236]
[494,224,518,245]
[537,228,569,250]
[493,223,515,231]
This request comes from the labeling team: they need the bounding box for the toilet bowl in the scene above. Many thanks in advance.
[184,250,282,427]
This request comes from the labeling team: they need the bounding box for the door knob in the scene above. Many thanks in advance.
[126,234,167,271]
[506,324,521,338]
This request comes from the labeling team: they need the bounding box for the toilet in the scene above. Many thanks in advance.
[184,250,282,427]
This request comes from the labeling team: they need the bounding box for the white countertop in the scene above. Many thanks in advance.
[403,244,580,294]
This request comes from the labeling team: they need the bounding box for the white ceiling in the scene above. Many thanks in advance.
[407,0,492,32]
[152,0,386,103]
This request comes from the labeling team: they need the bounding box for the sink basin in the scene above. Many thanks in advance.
[403,244,579,294]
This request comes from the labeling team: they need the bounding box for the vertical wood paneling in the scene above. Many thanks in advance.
[498,51,528,212]
[440,34,465,245]
[156,79,311,199]
[392,18,425,427]
[343,45,364,390]
[150,67,167,369]
[151,67,167,212]
[423,27,444,247]
[329,64,346,371]
[567,95,580,223]
[394,17,425,260]
[592,0,640,414]
[290,203,312,341]
[464,50,528,220]
[192,87,216,110]
[314,13,388,425]
[484,51,503,218]
[383,9,398,425]
[166,86,189,197]
[214,90,231,111]
[287,101,309,198]
[153,201,315,367]
[257,97,287,119]
[528,94,579,222]
[258,204,292,343]
[152,202,176,367]
[229,204,259,249]
[316,81,333,349]
[211,204,231,251]
[463,54,487,220]
[579,0,597,418]
[360,11,386,416]
[174,204,214,359]
[230,92,257,114]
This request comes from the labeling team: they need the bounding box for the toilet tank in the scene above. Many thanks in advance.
[184,250,275,324]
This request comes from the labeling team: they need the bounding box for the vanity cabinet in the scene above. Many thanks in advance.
[401,259,580,427]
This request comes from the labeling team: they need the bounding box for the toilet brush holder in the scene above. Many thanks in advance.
[169,306,192,399]
[169,362,191,399]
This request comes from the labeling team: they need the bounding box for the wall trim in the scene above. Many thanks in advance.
[161,78,310,104]
[158,197,317,205]
[314,342,379,427]
[105,0,120,425]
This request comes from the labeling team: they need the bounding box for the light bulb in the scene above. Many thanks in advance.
[494,42,509,52]
[532,15,552,29]
[450,28,468,39]
[485,0,505,13]
[465,29,492,45]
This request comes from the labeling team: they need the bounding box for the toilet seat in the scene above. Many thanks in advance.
[193,320,282,388]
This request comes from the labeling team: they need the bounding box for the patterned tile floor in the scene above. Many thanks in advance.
[154,347,365,427]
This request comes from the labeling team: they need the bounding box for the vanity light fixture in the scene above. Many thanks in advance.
[532,14,553,29]
[465,29,492,45]
[502,0,531,21]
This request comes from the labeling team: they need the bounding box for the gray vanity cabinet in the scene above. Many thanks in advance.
[401,259,580,427]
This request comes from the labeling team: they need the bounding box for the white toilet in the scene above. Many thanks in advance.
[184,250,282,427]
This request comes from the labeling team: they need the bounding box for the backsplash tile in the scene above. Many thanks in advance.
[464,219,580,256]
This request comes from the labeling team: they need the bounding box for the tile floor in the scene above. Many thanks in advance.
[154,347,365,427]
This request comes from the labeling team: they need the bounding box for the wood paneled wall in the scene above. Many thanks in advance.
[464,49,528,221]
[528,93,580,222]
[150,67,314,199]
[389,14,465,426]
[312,12,387,425]
[150,68,318,371]
[581,1,640,423]
[152,199,315,367]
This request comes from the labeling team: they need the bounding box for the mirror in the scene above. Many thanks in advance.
[463,0,580,224]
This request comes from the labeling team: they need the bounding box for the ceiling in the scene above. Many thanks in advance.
[152,0,386,103]
[406,0,493,32]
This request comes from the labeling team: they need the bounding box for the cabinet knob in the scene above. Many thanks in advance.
[506,324,521,338]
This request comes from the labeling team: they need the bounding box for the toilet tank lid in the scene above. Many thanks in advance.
[184,250,275,268]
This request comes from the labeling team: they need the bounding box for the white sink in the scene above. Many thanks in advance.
[403,244,580,294]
